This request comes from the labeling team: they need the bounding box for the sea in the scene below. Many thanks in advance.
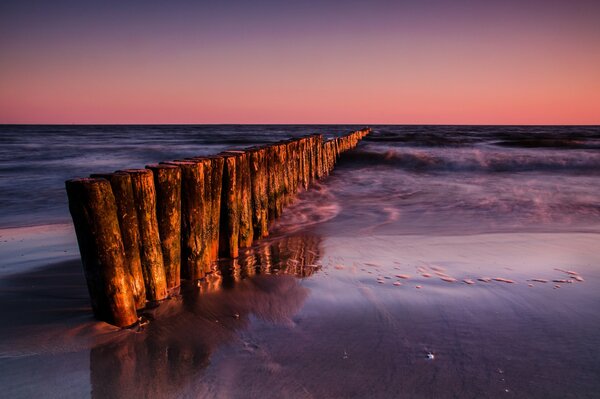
[0,125,599,398]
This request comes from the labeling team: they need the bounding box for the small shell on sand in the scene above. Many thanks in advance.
[393,281,402,286]
[528,284,533,287]
[377,280,385,284]
[421,273,432,278]
[478,277,492,282]
[552,279,570,283]
[530,278,548,283]
[572,275,584,282]
[554,285,561,289]
[463,279,475,285]
[566,270,579,276]
[416,285,422,289]
[440,276,457,283]
[493,278,515,284]
[395,274,410,279]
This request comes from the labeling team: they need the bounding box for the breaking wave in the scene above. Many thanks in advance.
[342,147,600,174]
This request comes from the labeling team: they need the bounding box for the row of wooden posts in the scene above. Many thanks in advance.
[66,128,371,327]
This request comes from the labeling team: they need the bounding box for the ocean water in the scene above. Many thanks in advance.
[1,125,599,398]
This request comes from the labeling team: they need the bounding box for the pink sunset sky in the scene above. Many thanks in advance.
[1,0,599,124]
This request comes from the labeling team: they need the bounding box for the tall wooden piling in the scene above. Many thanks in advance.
[204,156,225,263]
[121,169,168,302]
[185,156,224,270]
[248,147,269,238]
[66,178,138,327]
[146,164,181,290]
[218,150,254,257]
[237,151,254,249]
[162,161,207,281]
[218,154,241,258]
[90,172,146,309]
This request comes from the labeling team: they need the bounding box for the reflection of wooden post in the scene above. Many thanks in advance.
[146,164,181,290]
[121,169,168,302]
[65,178,138,327]
[162,161,207,281]
[90,172,146,309]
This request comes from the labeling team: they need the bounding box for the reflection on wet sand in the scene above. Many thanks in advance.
[89,233,321,398]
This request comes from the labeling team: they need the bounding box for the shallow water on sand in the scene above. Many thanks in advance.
[0,125,599,398]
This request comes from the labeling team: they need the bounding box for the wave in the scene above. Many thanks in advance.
[341,147,600,173]
[366,126,600,149]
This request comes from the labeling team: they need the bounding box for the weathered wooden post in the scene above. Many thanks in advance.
[219,151,254,252]
[248,147,269,238]
[238,151,254,249]
[89,172,146,309]
[146,164,181,290]
[120,169,168,302]
[204,156,225,263]
[161,161,207,281]
[185,156,224,270]
[218,153,241,258]
[65,178,138,327]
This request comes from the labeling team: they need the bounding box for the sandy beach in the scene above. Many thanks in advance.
[1,226,599,398]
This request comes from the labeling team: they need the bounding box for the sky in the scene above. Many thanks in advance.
[1,0,599,124]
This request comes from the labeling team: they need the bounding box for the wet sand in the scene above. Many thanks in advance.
[1,228,599,398]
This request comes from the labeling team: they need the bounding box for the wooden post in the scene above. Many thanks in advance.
[219,151,253,253]
[238,151,254,248]
[146,164,181,290]
[185,156,224,270]
[218,154,240,258]
[65,178,138,327]
[120,169,168,302]
[161,161,207,281]
[90,172,146,310]
[204,156,225,263]
[248,147,269,238]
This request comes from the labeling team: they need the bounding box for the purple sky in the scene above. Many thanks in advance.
[1,0,599,124]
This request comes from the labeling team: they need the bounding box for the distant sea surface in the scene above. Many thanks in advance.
[0,124,598,232]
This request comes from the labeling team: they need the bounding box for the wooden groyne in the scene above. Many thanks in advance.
[66,128,370,327]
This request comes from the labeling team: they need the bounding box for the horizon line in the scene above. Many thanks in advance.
[1,123,599,127]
